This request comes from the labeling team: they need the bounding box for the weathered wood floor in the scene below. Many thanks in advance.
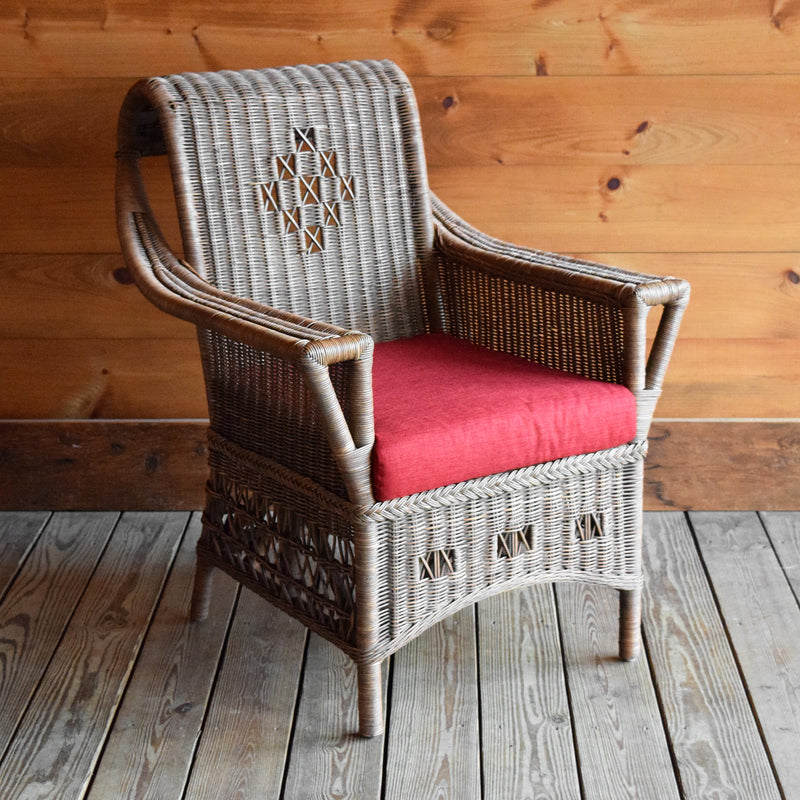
[1,510,799,799]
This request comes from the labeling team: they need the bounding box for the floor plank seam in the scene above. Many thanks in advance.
[0,512,121,769]
[552,583,587,800]
[3,510,799,799]
[474,604,487,800]
[278,628,311,800]
[685,513,789,800]
[759,512,800,613]
[83,513,194,799]
[181,583,243,800]
[378,653,395,800]
[0,512,51,608]
[639,620,686,800]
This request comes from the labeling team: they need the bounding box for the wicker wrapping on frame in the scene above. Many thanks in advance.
[116,60,689,738]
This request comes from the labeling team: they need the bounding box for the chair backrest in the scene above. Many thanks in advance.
[122,60,434,341]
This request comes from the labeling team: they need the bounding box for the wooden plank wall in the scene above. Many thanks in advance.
[1,1,798,508]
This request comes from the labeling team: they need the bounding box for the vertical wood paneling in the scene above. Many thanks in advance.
[0,510,798,795]
[691,512,800,799]
[182,587,307,800]
[282,635,387,800]
[0,512,118,755]
[555,582,680,799]
[478,586,580,800]
[384,607,481,799]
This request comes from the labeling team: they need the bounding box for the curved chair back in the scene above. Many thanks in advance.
[118,60,433,342]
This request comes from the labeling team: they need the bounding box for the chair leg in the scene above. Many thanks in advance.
[619,587,641,661]
[357,661,383,737]
[190,557,215,622]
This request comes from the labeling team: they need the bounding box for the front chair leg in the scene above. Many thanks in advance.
[190,557,215,622]
[357,661,383,737]
[619,587,642,661]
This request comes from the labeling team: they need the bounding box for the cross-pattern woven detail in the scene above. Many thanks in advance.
[575,513,604,541]
[320,151,337,177]
[303,225,324,254]
[339,175,357,202]
[294,127,316,152]
[323,202,340,226]
[419,548,456,580]
[299,175,321,205]
[497,525,535,558]
[256,127,358,254]
[259,182,280,213]
[281,207,302,234]
[276,154,296,180]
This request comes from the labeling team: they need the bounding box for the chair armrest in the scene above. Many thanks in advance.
[116,153,371,368]
[432,194,689,310]
[430,194,690,435]
[116,151,376,504]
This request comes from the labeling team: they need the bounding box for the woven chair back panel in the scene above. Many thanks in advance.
[155,61,432,341]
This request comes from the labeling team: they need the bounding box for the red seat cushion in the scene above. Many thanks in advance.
[370,333,637,501]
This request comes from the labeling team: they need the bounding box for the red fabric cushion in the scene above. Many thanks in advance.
[370,333,636,501]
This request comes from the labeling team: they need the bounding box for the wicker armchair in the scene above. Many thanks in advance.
[116,60,688,737]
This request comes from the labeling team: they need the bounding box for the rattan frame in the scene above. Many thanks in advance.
[116,60,688,737]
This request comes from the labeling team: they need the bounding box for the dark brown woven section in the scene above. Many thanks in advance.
[198,329,349,496]
[434,247,626,384]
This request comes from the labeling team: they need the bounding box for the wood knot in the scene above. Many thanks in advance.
[606,177,622,191]
[426,19,456,41]
[535,55,549,76]
[442,95,458,111]
[786,269,800,285]
[113,267,134,285]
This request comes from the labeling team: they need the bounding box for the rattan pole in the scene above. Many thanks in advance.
[619,588,642,661]
[357,662,383,737]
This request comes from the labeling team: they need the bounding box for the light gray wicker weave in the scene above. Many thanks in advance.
[116,60,689,737]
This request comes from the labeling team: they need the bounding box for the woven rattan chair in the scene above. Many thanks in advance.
[116,60,688,737]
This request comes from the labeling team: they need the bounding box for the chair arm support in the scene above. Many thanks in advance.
[431,194,689,310]
[116,152,376,504]
[430,193,690,435]
[116,154,371,368]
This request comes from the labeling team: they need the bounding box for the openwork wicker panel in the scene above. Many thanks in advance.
[434,249,627,384]
[151,61,432,341]
[202,431,362,648]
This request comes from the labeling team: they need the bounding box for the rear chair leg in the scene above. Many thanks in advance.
[619,587,641,661]
[190,557,215,622]
[357,662,383,737]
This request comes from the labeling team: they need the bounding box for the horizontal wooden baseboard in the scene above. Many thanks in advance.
[1,419,797,511]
